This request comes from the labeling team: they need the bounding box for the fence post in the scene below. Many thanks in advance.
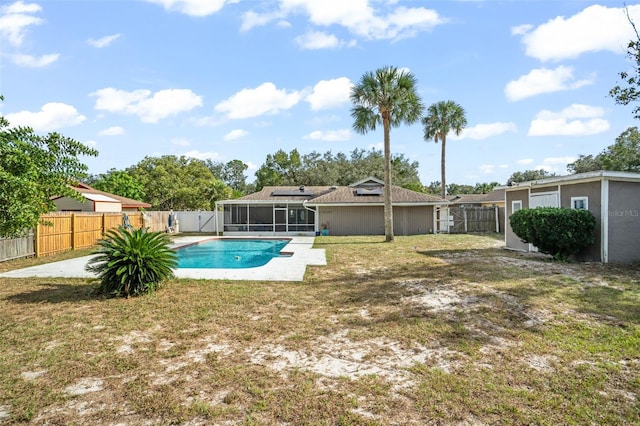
[463,209,468,233]
[71,213,76,250]
[35,224,40,257]
[495,206,499,232]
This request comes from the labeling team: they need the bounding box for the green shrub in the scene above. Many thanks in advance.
[509,207,596,261]
[86,226,177,297]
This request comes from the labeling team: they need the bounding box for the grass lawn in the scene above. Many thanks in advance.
[1,234,639,425]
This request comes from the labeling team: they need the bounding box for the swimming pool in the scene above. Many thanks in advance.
[176,239,290,269]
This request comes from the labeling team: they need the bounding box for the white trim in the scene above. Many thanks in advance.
[505,170,640,189]
[570,196,588,210]
[601,179,609,263]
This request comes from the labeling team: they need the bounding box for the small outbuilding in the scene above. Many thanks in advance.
[504,171,640,263]
[52,183,151,213]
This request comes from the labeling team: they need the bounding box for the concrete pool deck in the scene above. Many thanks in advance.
[0,236,327,282]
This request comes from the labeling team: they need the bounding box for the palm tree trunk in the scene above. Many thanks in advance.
[440,136,447,200]
[383,115,394,242]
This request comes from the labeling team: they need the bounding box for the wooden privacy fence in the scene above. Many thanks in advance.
[448,206,505,234]
[36,212,145,257]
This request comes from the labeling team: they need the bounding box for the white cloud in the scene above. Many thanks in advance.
[214,82,303,119]
[0,1,59,68]
[244,1,446,41]
[535,156,577,174]
[5,102,86,132]
[295,31,341,49]
[245,161,258,171]
[528,104,610,136]
[505,66,593,101]
[451,122,517,140]
[87,33,121,48]
[171,138,190,146]
[303,129,351,141]
[517,158,534,165]
[85,139,97,147]
[240,9,285,32]
[305,77,352,110]
[510,24,532,36]
[183,150,221,161]
[91,87,203,123]
[479,164,509,174]
[143,0,237,17]
[223,129,248,141]
[516,4,640,61]
[0,1,42,46]
[10,53,58,67]
[99,126,124,136]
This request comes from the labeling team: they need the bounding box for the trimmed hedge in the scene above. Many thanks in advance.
[509,207,596,261]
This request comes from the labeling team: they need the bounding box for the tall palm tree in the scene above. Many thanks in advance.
[422,100,467,199]
[350,66,424,242]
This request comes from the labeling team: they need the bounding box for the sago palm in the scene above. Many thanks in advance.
[422,100,467,199]
[350,66,424,242]
[86,226,177,297]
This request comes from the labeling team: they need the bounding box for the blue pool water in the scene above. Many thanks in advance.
[176,239,290,269]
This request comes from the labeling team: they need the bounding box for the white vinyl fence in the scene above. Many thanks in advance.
[174,211,223,233]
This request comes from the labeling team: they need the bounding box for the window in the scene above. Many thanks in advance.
[512,200,522,213]
[571,196,588,210]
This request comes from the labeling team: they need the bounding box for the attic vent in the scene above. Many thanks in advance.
[356,187,383,196]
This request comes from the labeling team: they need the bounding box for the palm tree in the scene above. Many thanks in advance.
[350,66,424,242]
[86,227,177,297]
[422,100,467,200]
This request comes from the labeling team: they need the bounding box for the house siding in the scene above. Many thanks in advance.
[318,205,433,236]
[560,181,601,262]
[607,181,640,263]
[319,206,384,235]
[393,206,433,236]
[54,198,89,211]
[505,188,529,251]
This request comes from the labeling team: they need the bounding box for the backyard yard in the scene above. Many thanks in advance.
[0,234,639,425]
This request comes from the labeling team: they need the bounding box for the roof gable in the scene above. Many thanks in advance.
[349,176,384,188]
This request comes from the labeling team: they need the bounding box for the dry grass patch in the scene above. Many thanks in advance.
[1,234,639,424]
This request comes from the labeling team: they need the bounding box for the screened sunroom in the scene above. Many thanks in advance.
[219,202,316,234]
[214,186,329,236]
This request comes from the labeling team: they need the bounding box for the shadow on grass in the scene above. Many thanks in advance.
[4,281,100,304]
[574,285,640,325]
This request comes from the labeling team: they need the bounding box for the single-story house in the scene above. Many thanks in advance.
[504,170,640,263]
[52,183,151,213]
[216,177,449,236]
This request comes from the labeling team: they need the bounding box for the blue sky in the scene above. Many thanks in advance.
[2,0,640,186]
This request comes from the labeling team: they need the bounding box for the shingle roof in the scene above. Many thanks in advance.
[481,188,505,203]
[448,189,505,205]
[230,183,448,205]
[448,194,487,204]
[63,184,152,209]
[308,185,447,204]
[237,186,334,202]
